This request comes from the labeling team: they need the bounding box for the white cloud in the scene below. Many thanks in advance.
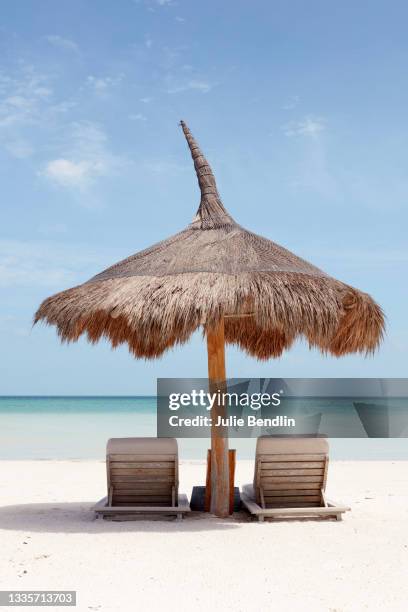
[51,100,77,114]
[175,16,186,22]
[0,241,76,288]
[5,139,34,158]
[42,158,102,187]
[166,79,213,94]
[283,116,326,138]
[282,95,300,110]
[288,141,337,198]
[0,239,120,288]
[129,112,147,121]
[283,117,335,197]
[187,80,213,93]
[45,35,79,53]
[161,46,182,69]
[4,95,33,109]
[40,121,127,191]
[0,65,53,128]
[145,36,153,49]
[86,74,124,93]
[140,96,153,103]
[141,0,173,5]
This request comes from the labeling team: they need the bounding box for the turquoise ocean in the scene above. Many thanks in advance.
[0,396,407,460]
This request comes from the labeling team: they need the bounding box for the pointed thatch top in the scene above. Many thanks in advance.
[180,120,235,229]
[34,121,384,360]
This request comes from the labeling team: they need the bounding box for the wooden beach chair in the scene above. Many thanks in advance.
[94,437,190,520]
[241,436,350,522]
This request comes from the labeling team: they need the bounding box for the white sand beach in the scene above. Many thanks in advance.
[0,460,407,612]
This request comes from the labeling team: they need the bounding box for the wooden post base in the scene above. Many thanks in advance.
[205,449,236,515]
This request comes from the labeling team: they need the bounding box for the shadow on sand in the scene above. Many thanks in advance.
[0,502,248,534]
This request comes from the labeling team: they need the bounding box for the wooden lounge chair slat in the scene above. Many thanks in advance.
[113,499,172,505]
[113,501,170,507]
[262,475,322,483]
[111,468,174,476]
[109,454,177,462]
[266,502,321,508]
[112,485,172,493]
[260,488,324,497]
[111,475,174,482]
[112,492,172,498]
[264,495,321,504]
[260,468,324,477]
[260,461,324,469]
[113,497,171,503]
[262,481,321,490]
[109,461,174,469]
[258,453,325,462]
[113,496,172,502]
[112,489,171,495]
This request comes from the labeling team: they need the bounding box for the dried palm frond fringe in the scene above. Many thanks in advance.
[34,271,384,359]
[34,121,384,359]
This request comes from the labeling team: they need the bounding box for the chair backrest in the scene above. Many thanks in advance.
[254,436,329,508]
[106,438,178,507]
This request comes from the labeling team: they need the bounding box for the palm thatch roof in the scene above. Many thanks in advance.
[34,121,384,359]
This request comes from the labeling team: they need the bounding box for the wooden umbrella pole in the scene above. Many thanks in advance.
[206,318,230,518]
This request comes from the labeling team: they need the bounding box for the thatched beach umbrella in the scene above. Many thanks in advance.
[35,120,384,517]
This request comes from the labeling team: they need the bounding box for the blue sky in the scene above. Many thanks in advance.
[1,0,407,394]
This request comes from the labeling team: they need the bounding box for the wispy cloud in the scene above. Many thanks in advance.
[0,240,82,288]
[45,35,79,53]
[282,95,300,110]
[166,78,214,94]
[0,65,53,128]
[135,0,175,12]
[0,239,120,288]
[42,158,101,188]
[129,112,147,121]
[4,139,34,158]
[283,116,335,197]
[140,96,153,104]
[86,74,124,94]
[40,121,127,191]
[283,116,326,138]
[50,99,78,114]
[288,141,337,198]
